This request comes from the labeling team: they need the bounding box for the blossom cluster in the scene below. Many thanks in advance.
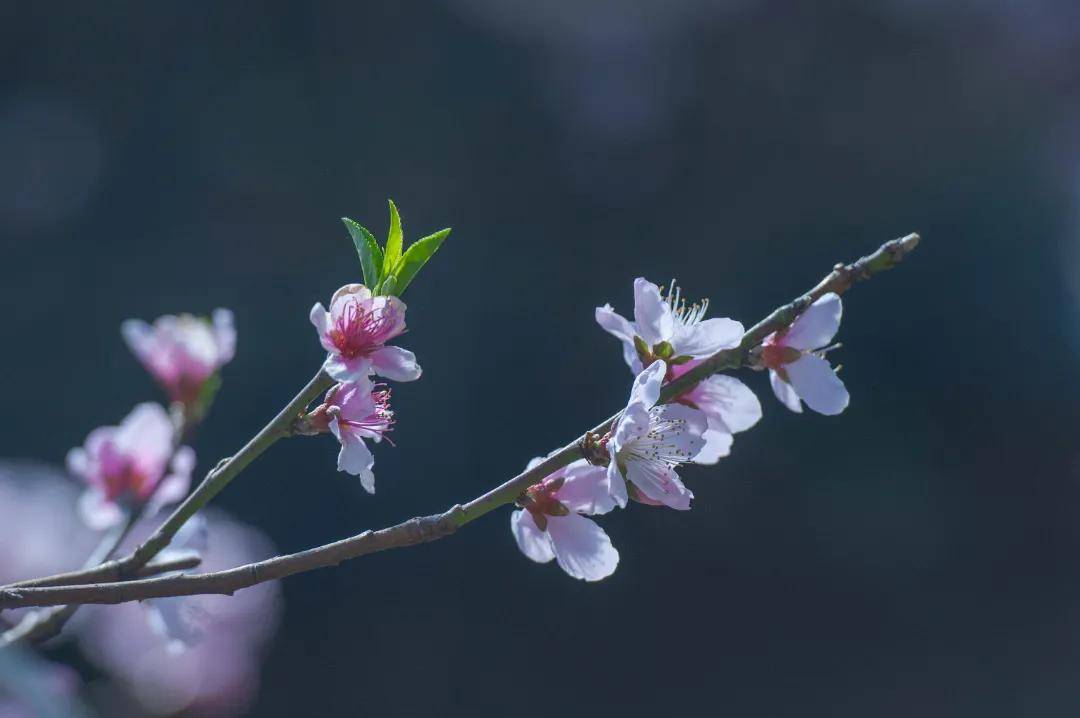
[511,278,849,581]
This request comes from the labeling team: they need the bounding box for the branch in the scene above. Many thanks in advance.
[0,233,920,610]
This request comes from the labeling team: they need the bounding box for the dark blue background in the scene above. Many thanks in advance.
[4,1,1080,715]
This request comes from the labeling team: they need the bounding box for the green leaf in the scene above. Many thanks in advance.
[382,199,404,278]
[389,228,451,296]
[379,274,397,297]
[342,217,384,288]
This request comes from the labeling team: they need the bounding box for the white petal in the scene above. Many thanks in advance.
[784,293,842,351]
[624,457,693,510]
[546,513,619,581]
[689,375,763,433]
[606,459,628,509]
[627,359,665,411]
[335,428,377,492]
[632,278,673,346]
[510,510,555,564]
[120,318,155,362]
[324,354,370,383]
[555,463,617,516]
[673,317,744,357]
[368,346,422,382]
[770,369,803,413]
[595,304,634,342]
[785,354,849,416]
[211,308,236,363]
[694,423,734,465]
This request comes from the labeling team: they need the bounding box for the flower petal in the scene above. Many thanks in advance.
[545,513,619,581]
[632,278,673,346]
[606,459,629,509]
[324,354,370,383]
[785,353,849,416]
[693,422,734,465]
[368,346,422,382]
[628,359,665,410]
[687,375,762,433]
[120,318,156,364]
[510,509,555,564]
[78,488,124,530]
[555,463,617,515]
[623,458,693,510]
[770,369,802,413]
[673,317,744,357]
[211,308,236,364]
[309,303,337,353]
[333,424,376,492]
[330,283,372,306]
[784,293,842,351]
[595,304,634,342]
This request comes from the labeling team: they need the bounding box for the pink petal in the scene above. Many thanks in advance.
[624,458,693,510]
[510,509,555,564]
[368,346,421,382]
[78,489,124,530]
[309,302,338,354]
[545,513,619,581]
[632,278,673,346]
[688,375,762,433]
[330,283,371,306]
[785,354,849,416]
[554,463,617,516]
[784,293,842,351]
[769,369,803,413]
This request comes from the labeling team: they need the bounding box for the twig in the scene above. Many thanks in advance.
[0,233,920,610]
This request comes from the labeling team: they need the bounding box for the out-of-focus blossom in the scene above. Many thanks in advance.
[309,283,420,383]
[77,509,282,718]
[66,403,194,529]
[761,293,849,416]
[144,514,211,653]
[606,361,707,510]
[596,277,744,373]
[510,458,619,581]
[122,309,235,406]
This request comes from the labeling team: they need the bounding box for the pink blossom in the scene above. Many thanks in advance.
[122,309,235,405]
[66,403,194,529]
[606,361,708,510]
[596,277,744,372]
[761,292,849,415]
[76,508,282,718]
[597,278,758,461]
[510,457,619,581]
[309,283,420,383]
[322,380,395,493]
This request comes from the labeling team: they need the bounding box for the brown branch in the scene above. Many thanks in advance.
[0,233,921,610]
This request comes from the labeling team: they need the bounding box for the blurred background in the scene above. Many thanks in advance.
[1,0,1078,715]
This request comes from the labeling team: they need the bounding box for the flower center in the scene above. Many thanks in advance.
[328,298,393,359]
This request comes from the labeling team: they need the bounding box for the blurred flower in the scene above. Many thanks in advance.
[122,309,236,406]
[606,360,707,510]
[325,380,394,493]
[66,403,194,529]
[511,458,619,581]
[77,508,282,717]
[596,277,744,372]
[761,293,849,416]
[309,283,420,383]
